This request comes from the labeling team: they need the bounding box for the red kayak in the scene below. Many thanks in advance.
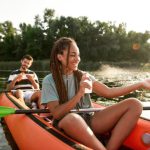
[0,92,149,150]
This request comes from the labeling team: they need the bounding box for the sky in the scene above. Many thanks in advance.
[0,0,150,33]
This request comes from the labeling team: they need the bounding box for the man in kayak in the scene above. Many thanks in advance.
[41,37,150,150]
[7,54,41,109]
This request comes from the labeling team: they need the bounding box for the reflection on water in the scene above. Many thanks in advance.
[0,120,12,150]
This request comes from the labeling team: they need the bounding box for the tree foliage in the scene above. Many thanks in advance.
[0,8,150,62]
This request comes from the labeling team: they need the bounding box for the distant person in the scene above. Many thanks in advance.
[7,54,41,108]
[41,37,150,150]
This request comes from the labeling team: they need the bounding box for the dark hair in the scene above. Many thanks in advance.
[50,37,83,104]
[22,54,33,61]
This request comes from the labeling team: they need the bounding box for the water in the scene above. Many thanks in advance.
[0,120,12,150]
[0,67,150,149]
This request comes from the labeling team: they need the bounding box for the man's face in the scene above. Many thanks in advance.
[21,58,33,71]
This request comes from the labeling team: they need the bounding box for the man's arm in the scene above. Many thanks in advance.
[26,73,39,89]
[7,78,17,90]
[7,73,24,90]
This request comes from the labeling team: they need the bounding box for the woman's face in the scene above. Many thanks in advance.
[57,42,80,74]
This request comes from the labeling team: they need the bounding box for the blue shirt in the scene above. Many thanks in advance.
[41,73,96,109]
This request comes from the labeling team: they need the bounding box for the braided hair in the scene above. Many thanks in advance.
[50,37,83,104]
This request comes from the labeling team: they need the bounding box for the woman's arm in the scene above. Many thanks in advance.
[47,90,83,119]
[93,79,150,98]
[47,75,92,119]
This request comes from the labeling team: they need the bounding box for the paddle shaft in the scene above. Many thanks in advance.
[15,106,150,114]
[15,109,49,114]
[15,108,102,114]
[143,106,150,110]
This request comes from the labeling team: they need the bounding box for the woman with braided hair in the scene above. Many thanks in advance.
[41,37,150,150]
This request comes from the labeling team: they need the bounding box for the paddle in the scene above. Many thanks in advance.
[0,106,103,117]
[0,106,150,118]
[0,106,50,117]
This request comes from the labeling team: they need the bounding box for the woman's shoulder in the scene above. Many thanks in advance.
[85,71,97,82]
[43,74,53,83]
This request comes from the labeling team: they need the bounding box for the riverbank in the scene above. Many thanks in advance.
[0,60,150,72]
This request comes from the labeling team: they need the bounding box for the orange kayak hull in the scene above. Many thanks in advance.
[0,93,86,150]
[0,92,149,150]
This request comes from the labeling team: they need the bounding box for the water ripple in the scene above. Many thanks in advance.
[0,120,12,150]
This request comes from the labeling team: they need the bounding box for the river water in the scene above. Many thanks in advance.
[0,119,12,150]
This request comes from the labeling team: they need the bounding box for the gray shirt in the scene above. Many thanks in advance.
[41,73,96,109]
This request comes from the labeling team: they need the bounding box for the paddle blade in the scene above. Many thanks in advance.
[0,106,16,117]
